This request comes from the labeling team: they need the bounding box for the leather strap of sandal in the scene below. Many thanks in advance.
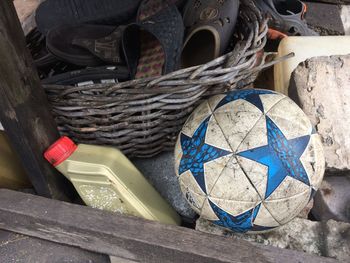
[72,27,125,64]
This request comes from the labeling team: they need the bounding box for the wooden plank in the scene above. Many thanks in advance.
[0,0,72,199]
[0,229,110,263]
[0,189,338,263]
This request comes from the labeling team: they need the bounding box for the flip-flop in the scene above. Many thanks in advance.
[42,66,130,86]
[122,0,184,78]
[254,0,318,36]
[35,0,142,35]
[46,25,125,67]
[181,0,239,68]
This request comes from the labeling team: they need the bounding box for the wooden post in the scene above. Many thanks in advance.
[0,0,71,200]
[0,189,338,263]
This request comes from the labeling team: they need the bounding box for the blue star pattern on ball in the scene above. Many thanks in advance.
[209,201,275,232]
[238,116,311,199]
[215,89,274,112]
[179,116,232,193]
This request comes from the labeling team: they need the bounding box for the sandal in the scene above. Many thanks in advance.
[35,0,141,35]
[46,25,125,67]
[42,66,130,86]
[181,0,239,68]
[122,0,184,78]
[254,0,318,36]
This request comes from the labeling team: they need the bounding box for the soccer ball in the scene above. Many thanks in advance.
[174,89,325,233]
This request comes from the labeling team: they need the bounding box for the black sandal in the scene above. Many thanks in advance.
[122,0,184,78]
[181,0,240,68]
[42,66,130,86]
[46,25,125,67]
[35,0,141,35]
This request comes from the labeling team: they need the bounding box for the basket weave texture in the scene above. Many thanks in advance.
[43,0,270,157]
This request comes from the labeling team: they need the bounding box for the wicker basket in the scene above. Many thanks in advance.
[37,0,275,157]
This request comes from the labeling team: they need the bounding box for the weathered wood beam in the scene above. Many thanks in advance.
[0,229,110,262]
[0,189,338,263]
[0,0,71,200]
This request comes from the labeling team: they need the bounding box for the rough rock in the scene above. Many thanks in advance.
[312,174,350,222]
[289,55,350,171]
[132,151,197,220]
[196,217,350,261]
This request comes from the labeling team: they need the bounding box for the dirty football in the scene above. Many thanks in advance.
[174,89,325,233]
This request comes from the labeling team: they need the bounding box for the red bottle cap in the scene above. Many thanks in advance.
[44,136,77,166]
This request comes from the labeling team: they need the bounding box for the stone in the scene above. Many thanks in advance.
[289,55,350,171]
[306,2,345,35]
[312,174,350,222]
[132,151,197,220]
[196,217,350,261]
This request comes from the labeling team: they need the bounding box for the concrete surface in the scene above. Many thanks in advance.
[312,174,350,222]
[196,217,350,262]
[289,55,350,171]
[132,151,197,220]
[306,2,345,35]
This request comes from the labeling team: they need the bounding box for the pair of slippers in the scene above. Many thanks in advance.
[40,0,185,83]
[38,0,241,84]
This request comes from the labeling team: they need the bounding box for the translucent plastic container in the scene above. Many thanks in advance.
[44,137,180,225]
[275,36,350,95]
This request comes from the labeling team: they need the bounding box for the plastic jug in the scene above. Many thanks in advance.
[274,36,350,95]
[44,137,180,225]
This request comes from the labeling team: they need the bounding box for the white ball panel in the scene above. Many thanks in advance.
[265,176,310,201]
[208,197,258,217]
[179,170,206,196]
[267,97,313,140]
[213,99,263,152]
[203,155,233,194]
[179,183,206,215]
[174,135,183,177]
[236,116,268,153]
[207,94,226,110]
[181,100,212,137]
[205,113,232,151]
[259,92,286,114]
[263,189,311,224]
[253,203,280,227]
[236,156,268,199]
[200,199,220,221]
[300,134,325,190]
[208,158,260,202]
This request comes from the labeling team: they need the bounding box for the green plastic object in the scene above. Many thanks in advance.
[45,137,180,225]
